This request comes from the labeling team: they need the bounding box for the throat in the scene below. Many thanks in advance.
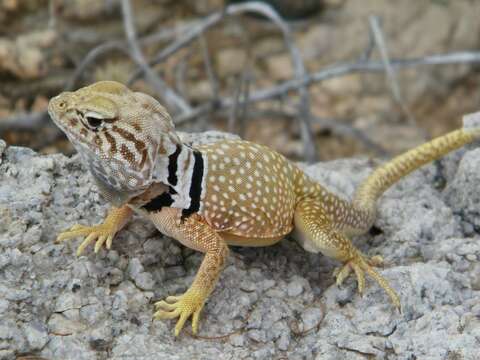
[151,140,207,215]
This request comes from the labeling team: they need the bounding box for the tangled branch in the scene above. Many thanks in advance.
[2,1,480,159]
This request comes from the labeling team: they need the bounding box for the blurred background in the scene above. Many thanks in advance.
[0,0,479,162]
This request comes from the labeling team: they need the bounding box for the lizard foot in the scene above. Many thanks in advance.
[153,289,205,336]
[56,206,132,256]
[333,253,401,310]
[56,223,117,256]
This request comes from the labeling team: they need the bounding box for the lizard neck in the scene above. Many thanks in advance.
[149,134,207,217]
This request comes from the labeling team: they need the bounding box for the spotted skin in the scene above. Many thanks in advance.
[199,140,299,238]
[48,81,480,336]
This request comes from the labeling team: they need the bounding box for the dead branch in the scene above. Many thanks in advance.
[175,50,480,125]
[120,0,192,115]
[0,111,49,131]
[128,2,317,160]
[4,4,480,163]
[198,34,220,100]
[66,23,196,91]
[245,109,388,157]
[310,115,388,157]
[368,15,417,128]
[66,41,129,91]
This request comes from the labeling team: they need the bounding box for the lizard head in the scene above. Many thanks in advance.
[48,80,178,205]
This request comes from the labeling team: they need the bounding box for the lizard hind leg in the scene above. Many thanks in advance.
[293,199,400,310]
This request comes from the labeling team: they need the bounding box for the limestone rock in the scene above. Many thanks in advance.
[1,132,479,359]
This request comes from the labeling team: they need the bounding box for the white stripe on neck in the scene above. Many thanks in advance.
[152,138,207,212]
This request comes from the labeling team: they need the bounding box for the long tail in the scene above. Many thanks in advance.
[352,119,480,229]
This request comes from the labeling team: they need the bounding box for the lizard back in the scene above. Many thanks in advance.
[197,139,302,239]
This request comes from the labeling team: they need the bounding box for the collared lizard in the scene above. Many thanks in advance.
[48,81,480,336]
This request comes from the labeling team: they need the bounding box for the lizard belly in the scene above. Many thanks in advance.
[221,232,285,247]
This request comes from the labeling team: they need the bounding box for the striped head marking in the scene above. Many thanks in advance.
[48,81,177,199]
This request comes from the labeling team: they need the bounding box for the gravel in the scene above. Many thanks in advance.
[1,132,479,359]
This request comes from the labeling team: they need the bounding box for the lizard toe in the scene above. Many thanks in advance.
[153,290,205,336]
[336,252,401,310]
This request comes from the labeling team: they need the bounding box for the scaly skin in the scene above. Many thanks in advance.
[48,81,480,336]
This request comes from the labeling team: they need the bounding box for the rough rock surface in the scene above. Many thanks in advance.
[1,132,479,360]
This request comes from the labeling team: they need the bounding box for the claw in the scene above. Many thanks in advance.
[94,235,107,253]
[57,222,118,256]
[334,252,401,309]
[369,255,384,267]
[76,232,98,256]
[351,262,365,296]
[334,263,352,286]
[153,308,181,320]
[166,295,181,303]
[106,234,114,249]
[153,290,205,336]
[55,206,132,256]
[154,300,176,311]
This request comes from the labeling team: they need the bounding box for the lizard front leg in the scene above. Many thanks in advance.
[149,208,229,336]
[56,205,133,256]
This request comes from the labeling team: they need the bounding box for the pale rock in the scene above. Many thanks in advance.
[1,130,480,359]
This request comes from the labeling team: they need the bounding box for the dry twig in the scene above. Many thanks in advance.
[4,5,480,161]
[120,0,192,115]
[198,34,220,100]
[66,23,196,91]
[128,2,318,159]
[175,50,480,126]
[0,111,49,131]
[368,15,417,128]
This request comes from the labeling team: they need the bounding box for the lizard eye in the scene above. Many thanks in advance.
[86,116,103,128]
[83,111,105,130]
